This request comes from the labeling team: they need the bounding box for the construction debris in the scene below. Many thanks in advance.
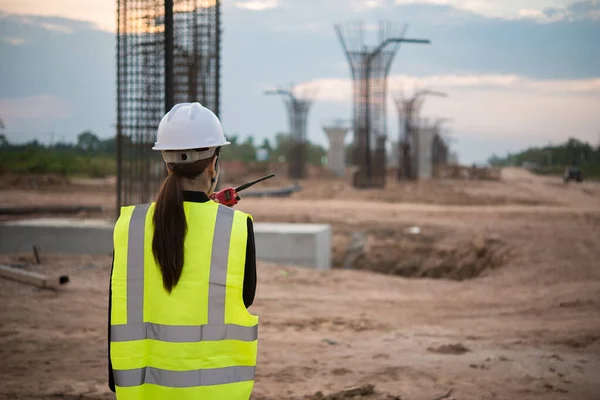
[0,205,103,215]
[435,165,501,180]
[431,389,453,400]
[427,343,470,355]
[32,245,41,264]
[242,183,302,198]
[343,232,366,269]
[307,384,401,400]
[0,264,69,289]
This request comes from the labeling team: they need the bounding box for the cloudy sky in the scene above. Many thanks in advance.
[1,0,599,163]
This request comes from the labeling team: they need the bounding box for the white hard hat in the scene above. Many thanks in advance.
[152,102,230,161]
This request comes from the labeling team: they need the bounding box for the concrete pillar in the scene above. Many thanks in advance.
[323,125,349,177]
[388,140,400,167]
[448,152,459,165]
[373,135,387,188]
[415,126,436,180]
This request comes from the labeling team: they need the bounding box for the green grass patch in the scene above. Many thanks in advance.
[0,149,116,178]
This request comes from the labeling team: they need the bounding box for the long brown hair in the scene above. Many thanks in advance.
[152,149,219,293]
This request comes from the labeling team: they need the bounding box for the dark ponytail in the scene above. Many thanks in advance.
[152,149,218,293]
[152,171,186,293]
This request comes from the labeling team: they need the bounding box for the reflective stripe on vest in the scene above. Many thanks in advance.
[113,366,255,388]
[111,203,257,388]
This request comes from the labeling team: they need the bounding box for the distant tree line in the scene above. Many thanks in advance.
[0,131,117,154]
[220,132,327,166]
[488,137,600,179]
[0,130,327,177]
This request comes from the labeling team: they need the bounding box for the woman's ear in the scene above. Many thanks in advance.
[204,157,214,174]
[206,156,217,181]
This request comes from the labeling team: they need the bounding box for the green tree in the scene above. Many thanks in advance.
[306,141,327,165]
[486,137,600,179]
[239,136,256,162]
[260,137,272,151]
[269,133,290,162]
[345,143,354,166]
[99,136,116,154]
[228,134,239,146]
[76,130,101,153]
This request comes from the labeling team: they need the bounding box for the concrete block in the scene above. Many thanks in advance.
[0,218,114,255]
[323,126,349,178]
[0,218,332,270]
[253,223,332,270]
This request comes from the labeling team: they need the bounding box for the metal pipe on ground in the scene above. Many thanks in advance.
[0,265,69,290]
[0,205,103,216]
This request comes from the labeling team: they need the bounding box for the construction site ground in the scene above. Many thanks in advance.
[1,168,599,400]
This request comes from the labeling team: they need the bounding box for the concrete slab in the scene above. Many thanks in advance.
[0,218,332,270]
[0,218,115,255]
[253,223,331,270]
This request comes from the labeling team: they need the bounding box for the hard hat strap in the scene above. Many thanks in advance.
[161,147,216,164]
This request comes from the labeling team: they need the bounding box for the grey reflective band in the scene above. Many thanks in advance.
[112,203,257,388]
[114,366,256,388]
[208,204,235,325]
[111,322,257,342]
[127,203,151,325]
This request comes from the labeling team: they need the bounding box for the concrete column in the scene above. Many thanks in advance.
[323,125,349,177]
[448,152,459,165]
[415,126,436,180]
[388,140,399,167]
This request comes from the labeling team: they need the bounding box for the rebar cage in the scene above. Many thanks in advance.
[266,85,314,179]
[284,96,312,179]
[335,21,405,188]
[116,0,221,212]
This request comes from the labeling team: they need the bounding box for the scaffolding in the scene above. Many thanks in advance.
[334,21,430,188]
[265,85,316,179]
[116,0,221,211]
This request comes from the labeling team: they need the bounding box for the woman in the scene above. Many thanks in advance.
[108,102,259,399]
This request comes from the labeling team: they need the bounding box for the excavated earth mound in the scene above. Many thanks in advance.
[333,227,511,280]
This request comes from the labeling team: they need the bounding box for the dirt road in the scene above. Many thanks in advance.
[0,169,599,399]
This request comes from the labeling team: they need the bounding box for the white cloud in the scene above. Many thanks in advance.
[297,74,600,103]
[8,15,75,33]
[365,0,383,7]
[0,1,116,31]
[235,0,279,11]
[394,0,598,21]
[517,8,547,18]
[0,95,72,120]
[2,37,26,45]
[2,0,596,33]
[294,74,600,146]
[38,21,73,33]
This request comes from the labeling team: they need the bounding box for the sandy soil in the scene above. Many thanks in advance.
[1,168,600,400]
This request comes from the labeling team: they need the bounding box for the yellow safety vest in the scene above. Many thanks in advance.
[110,201,258,400]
